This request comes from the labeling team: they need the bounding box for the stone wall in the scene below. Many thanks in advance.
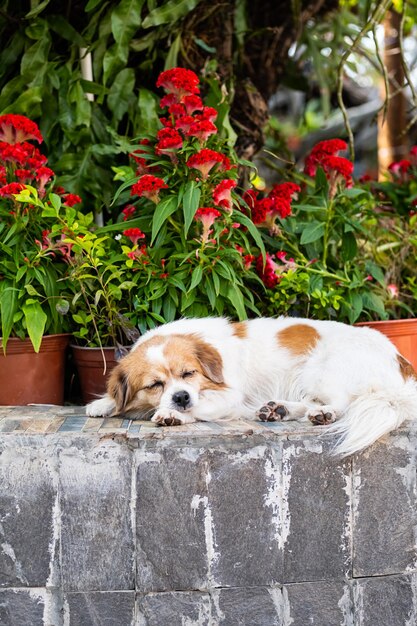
[0,407,417,625]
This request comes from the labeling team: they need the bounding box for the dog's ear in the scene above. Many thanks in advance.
[108,364,132,413]
[193,338,224,385]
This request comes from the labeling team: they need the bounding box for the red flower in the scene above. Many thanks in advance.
[156,68,200,102]
[183,95,203,115]
[14,168,35,181]
[63,193,82,207]
[268,195,292,220]
[194,207,222,242]
[241,189,259,212]
[174,115,195,134]
[36,166,54,193]
[197,107,218,123]
[0,165,6,185]
[320,155,353,183]
[304,139,347,177]
[212,179,237,212]
[255,253,279,288]
[160,94,178,109]
[243,254,256,270]
[168,103,186,118]
[186,119,217,142]
[0,182,26,197]
[130,174,168,203]
[0,114,43,144]
[251,197,272,225]
[155,127,183,154]
[186,149,225,179]
[388,159,412,180]
[269,182,301,201]
[126,244,148,262]
[123,227,146,245]
[121,205,136,221]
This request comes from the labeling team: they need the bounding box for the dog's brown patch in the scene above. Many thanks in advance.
[397,354,417,381]
[232,322,248,339]
[277,324,320,356]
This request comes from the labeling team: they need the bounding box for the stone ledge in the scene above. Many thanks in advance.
[1,406,417,625]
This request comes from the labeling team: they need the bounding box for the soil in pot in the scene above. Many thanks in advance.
[0,334,70,405]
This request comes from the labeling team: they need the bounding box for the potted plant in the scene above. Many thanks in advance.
[0,114,74,404]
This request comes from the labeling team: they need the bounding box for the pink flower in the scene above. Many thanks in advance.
[194,207,222,242]
[212,179,237,212]
[123,227,146,246]
[255,253,279,288]
[387,283,399,298]
[130,174,168,203]
[0,114,43,144]
[35,166,54,194]
[186,149,225,179]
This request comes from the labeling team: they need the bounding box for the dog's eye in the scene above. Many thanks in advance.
[146,381,164,390]
[181,370,196,379]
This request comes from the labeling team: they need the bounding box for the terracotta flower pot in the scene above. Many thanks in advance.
[71,345,125,404]
[0,334,70,406]
[355,319,417,371]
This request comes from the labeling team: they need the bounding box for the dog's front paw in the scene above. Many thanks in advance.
[256,401,289,422]
[85,396,115,418]
[308,406,336,426]
[151,409,194,427]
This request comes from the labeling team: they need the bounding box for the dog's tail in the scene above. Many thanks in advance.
[330,378,417,456]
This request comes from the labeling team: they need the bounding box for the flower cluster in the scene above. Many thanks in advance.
[243,181,300,236]
[304,139,353,194]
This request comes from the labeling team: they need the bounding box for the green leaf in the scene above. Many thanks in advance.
[300,221,325,245]
[234,211,266,259]
[189,265,203,290]
[183,181,201,236]
[137,88,159,134]
[142,0,202,27]
[0,286,18,351]
[21,37,51,80]
[348,293,363,324]
[22,301,47,353]
[362,292,387,319]
[108,68,135,122]
[366,262,386,287]
[227,284,247,320]
[151,195,178,244]
[341,231,357,262]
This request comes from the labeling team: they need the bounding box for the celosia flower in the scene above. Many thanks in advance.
[320,156,353,182]
[255,253,279,288]
[251,197,271,225]
[0,165,6,185]
[186,119,217,142]
[183,95,203,115]
[268,195,292,220]
[174,115,195,134]
[36,166,54,194]
[212,179,237,212]
[198,107,218,123]
[160,93,178,109]
[126,244,147,261]
[243,254,256,270]
[130,174,168,203]
[155,127,183,154]
[241,189,259,212]
[14,168,35,181]
[270,182,301,201]
[194,207,222,242]
[123,227,146,246]
[156,68,200,102]
[186,149,225,179]
[122,205,136,221]
[388,159,412,181]
[0,114,43,144]
[304,139,347,177]
[0,182,26,197]
[62,193,82,207]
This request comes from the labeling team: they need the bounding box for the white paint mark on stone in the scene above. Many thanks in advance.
[264,455,281,545]
[1,540,28,585]
[230,445,267,465]
[179,448,203,463]
[405,574,417,626]
[62,594,71,626]
[210,588,225,623]
[280,587,294,626]
[353,582,364,626]
[190,495,219,587]
[268,586,284,621]
[338,584,354,626]
[136,451,161,465]
[341,467,353,570]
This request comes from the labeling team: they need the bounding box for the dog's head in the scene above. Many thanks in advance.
[107,333,225,417]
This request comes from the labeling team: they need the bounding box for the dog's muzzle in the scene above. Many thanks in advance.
[172,390,191,410]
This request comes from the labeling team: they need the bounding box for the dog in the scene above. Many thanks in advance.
[86,316,417,455]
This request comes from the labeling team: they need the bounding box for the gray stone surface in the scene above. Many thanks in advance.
[352,434,417,577]
[354,574,417,626]
[66,591,135,625]
[285,581,351,625]
[0,442,57,588]
[282,438,351,582]
[216,587,282,625]
[0,589,45,626]
[137,591,212,626]
[60,438,134,592]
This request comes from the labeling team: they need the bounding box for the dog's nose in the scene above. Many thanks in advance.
[172,390,191,409]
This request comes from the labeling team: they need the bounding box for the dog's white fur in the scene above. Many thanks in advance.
[86,317,417,456]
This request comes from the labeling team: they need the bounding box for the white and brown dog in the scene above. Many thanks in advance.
[86,317,417,455]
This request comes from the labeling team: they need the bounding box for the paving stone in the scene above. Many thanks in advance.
[207,445,283,587]
[282,438,351,582]
[137,591,212,626]
[135,446,210,592]
[0,589,45,626]
[354,574,417,626]
[352,434,417,576]
[285,581,352,625]
[216,587,282,625]
[0,443,57,587]
[66,591,135,625]
[60,438,134,591]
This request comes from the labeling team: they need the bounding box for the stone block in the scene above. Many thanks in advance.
[137,591,211,626]
[66,591,135,625]
[60,438,134,591]
[216,587,282,625]
[285,581,352,625]
[135,446,210,592]
[207,445,283,587]
[0,442,57,587]
[354,574,417,626]
[352,434,417,577]
[0,589,45,626]
[282,439,351,582]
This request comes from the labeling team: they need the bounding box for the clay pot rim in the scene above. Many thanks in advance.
[355,318,417,337]
[0,333,71,355]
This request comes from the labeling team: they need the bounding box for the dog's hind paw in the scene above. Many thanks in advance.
[256,401,289,422]
[308,407,336,426]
